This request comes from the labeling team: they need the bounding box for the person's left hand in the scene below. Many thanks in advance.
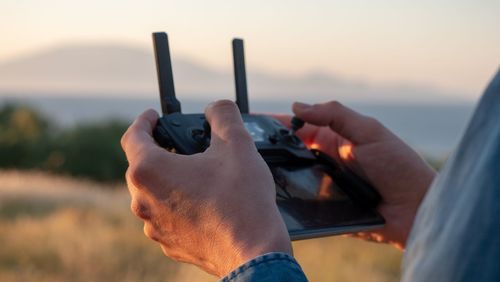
[121,100,292,277]
[272,101,436,249]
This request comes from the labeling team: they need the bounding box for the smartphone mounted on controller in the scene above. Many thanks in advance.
[151,32,384,240]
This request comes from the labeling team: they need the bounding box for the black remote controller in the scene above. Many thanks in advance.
[151,32,383,239]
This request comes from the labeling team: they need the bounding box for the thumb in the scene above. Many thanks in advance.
[205,100,254,149]
[292,101,389,144]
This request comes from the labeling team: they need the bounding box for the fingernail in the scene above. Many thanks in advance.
[293,102,312,111]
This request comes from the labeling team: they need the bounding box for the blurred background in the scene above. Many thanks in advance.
[0,1,499,281]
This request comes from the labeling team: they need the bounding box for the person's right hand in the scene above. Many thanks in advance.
[274,101,436,249]
[122,101,292,278]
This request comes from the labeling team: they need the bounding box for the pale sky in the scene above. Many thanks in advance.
[1,0,499,99]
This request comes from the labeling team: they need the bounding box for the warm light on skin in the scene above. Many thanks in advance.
[339,144,354,160]
[309,143,320,150]
[372,233,384,243]
[317,175,333,199]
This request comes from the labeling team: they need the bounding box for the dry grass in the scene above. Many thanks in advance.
[0,170,402,281]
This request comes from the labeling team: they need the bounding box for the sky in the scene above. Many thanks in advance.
[1,0,499,99]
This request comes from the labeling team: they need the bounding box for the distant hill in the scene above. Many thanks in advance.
[0,43,462,103]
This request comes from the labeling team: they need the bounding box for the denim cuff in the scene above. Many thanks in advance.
[221,252,308,282]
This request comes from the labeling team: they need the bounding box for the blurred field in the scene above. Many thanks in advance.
[0,170,402,282]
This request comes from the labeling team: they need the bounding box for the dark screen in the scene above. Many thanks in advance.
[243,121,266,142]
[272,165,382,233]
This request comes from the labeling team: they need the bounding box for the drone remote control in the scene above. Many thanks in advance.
[151,32,384,240]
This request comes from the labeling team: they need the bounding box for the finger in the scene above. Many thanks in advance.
[124,140,181,197]
[205,100,253,149]
[121,109,160,161]
[292,101,388,144]
[269,114,347,165]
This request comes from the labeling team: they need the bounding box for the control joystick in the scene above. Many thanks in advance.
[281,116,305,147]
[290,116,305,134]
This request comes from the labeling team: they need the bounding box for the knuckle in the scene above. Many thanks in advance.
[160,246,183,262]
[160,245,175,259]
[120,130,131,150]
[143,223,160,242]
[128,161,153,189]
[125,167,133,184]
[130,199,151,220]
[170,254,184,263]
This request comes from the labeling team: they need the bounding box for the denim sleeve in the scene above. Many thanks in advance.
[220,253,308,282]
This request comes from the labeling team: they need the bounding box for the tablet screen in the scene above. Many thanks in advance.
[272,164,384,239]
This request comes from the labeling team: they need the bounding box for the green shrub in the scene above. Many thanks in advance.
[0,104,129,183]
[53,120,128,182]
[0,103,53,168]
[0,103,445,183]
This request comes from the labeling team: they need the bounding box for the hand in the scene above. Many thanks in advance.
[121,100,292,277]
[274,101,436,249]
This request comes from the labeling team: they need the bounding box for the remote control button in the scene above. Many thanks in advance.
[155,127,175,148]
[281,134,305,148]
[279,128,290,135]
[272,120,282,127]
[191,129,205,146]
[289,135,303,147]
[190,127,210,151]
[290,117,305,132]
[170,120,181,126]
[191,128,204,137]
[268,134,279,144]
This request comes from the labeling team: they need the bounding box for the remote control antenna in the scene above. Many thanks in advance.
[232,38,250,114]
[152,32,181,114]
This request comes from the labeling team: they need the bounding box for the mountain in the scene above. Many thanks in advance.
[0,43,463,103]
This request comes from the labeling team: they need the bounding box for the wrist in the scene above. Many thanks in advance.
[387,168,437,248]
[219,224,292,277]
[239,232,293,262]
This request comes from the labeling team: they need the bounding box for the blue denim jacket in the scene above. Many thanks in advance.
[221,69,500,282]
[221,253,308,282]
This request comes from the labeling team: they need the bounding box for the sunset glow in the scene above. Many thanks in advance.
[309,143,320,150]
[1,0,499,99]
[339,144,354,161]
